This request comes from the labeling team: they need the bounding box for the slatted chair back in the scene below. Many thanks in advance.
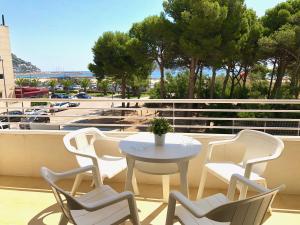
[206,187,280,225]
[41,167,83,224]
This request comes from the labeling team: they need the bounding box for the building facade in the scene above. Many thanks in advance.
[0,18,15,98]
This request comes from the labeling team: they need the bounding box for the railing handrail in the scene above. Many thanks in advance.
[2,98,300,104]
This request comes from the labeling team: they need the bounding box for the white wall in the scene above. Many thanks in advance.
[0,130,299,194]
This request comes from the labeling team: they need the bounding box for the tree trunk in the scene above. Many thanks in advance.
[197,66,204,98]
[229,76,235,98]
[126,87,130,108]
[229,67,236,98]
[268,60,277,99]
[159,64,165,99]
[271,60,286,99]
[210,67,217,99]
[242,67,249,90]
[291,61,300,99]
[188,58,197,99]
[222,66,230,98]
[121,77,126,116]
[294,62,300,99]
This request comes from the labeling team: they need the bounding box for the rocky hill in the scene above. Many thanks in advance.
[12,54,41,73]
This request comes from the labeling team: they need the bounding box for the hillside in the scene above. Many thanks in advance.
[12,54,41,73]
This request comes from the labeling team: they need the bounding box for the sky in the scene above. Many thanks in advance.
[1,0,285,72]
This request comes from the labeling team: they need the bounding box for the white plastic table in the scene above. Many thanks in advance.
[119,132,202,198]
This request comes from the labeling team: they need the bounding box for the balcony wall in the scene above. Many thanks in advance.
[0,130,299,194]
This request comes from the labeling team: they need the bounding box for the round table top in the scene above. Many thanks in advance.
[119,133,202,163]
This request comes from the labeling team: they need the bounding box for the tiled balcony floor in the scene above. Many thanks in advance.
[1,175,300,225]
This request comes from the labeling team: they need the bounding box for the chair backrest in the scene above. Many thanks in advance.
[235,130,284,175]
[40,167,84,224]
[63,128,108,167]
[206,187,281,225]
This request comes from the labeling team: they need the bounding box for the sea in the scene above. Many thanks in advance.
[15,68,217,80]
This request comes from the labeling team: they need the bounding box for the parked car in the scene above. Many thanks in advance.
[67,102,80,107]
[51,93,71,99]
[25,108,48,115]
[70,85,81,91]
[55,85,64,91]
[73,92,92,99]
[0,122,10,129]
[0,110,23,122]
[50,102,70,112]
[19,114,50,129]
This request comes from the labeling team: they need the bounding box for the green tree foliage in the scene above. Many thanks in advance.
[80,78,91,92]
[48,79,57,93]
[97,79,110,95]
[163,0,227,99]
[15,78,29,87]
[130,15,176,99]
[260,0,300,98]
[89,32,153,107]
[61,79,73,93]
[89,0,300,101]
[30,79,40,87]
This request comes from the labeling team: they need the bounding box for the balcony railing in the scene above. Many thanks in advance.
[0,98,300,135]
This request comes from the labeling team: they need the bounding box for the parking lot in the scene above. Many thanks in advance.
[0,97,124,130]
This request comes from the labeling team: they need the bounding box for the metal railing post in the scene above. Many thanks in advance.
[21,101,24,114]
[173,102,175,132]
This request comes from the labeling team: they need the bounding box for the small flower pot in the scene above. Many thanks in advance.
[154,134,166,146]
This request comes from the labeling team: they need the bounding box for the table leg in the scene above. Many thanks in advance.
[177,160,189,198]
[125,157,135,192]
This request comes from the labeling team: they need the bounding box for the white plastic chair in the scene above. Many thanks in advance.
[166,174,284,225]
[197,129,284,200]
[63,127,138,196]
[41,165,140,225]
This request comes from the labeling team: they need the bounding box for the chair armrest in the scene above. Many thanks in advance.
[81,191,134,211]
[209,139,236,147]
[206,139,236,161]
[243,154,281,179]
[64,138,97,159]
[55,165,95,179]
[227,174,269,200]
[169,191,208,218]
[245,155,279,166]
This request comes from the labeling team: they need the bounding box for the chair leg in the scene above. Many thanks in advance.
[162,175,170,203]
[196,167,208,200]
[90,179,95,187]
[58,213,68,225]
[165,194,176,225]
[128,194,141,225]
[261,180,273,214]
[239,177,255,200]
[132,170,140,195]
[239,183,248,200]
[71,173,84,196]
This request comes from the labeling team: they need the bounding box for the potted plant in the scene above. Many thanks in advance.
[149,117,173,146]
